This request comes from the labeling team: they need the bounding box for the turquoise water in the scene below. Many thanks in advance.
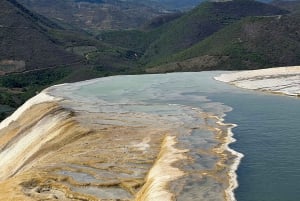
[209,91,300,201]
[49,72,300,200]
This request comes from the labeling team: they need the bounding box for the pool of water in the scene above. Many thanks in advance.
[48,72,300,200]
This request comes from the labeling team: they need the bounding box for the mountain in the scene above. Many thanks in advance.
[0,0,149,77]
[146,14,300,73]
[18,0,166,30]
[97,0,299,73]
[0,0,84,115]
[139,0,288,65]
[0,0,134,117]
[0,0,83,73]
[2,0,291,75]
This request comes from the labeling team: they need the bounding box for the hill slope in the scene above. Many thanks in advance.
[0,0,135,118]
[140,0,288,65]
[19,0,166,30]
[0,0,83,73]
[146,14,300,72]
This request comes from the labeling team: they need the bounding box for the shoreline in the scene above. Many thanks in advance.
[213,113,244,201]
[222,121,244,201]
[213,67,300,200]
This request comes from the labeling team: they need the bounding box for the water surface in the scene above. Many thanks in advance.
[210,92,300,201]
[48,72,300,200]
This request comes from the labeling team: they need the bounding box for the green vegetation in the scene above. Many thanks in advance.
[145,14,300,73]
[1,0,300,121]
[96,30,159,53]
[0,66,116,120]
[138,0,288,66]
[0,68,69,89]
[0,68,70,110]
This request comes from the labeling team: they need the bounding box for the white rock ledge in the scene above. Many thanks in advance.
[215,66,300,96]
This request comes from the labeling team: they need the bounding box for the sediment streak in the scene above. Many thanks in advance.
[135,136,187,201]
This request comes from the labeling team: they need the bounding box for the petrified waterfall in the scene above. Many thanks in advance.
[0,73,242,201]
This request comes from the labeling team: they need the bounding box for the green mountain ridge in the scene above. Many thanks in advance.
[98,0,290,69]
[140,0,289,65]
[1,0,297,77]
[147,14,300,72]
